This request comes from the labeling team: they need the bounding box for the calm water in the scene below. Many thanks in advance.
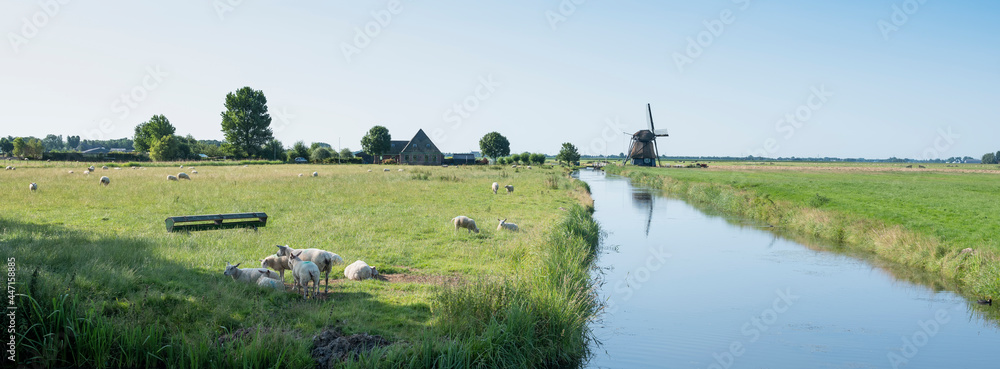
[579,169,1000,369]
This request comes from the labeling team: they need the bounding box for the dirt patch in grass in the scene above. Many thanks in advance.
[311,327,391,369]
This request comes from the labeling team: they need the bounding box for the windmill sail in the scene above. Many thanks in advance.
[647,104,669,136]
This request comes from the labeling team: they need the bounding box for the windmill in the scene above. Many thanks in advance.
[622,104,668,167]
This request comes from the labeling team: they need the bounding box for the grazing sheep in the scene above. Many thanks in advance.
[167,175,178,181]
[492,182,499,194]
[367,169,372,172]
[261,254,292,281]
[177,172,190,180]
[68,170,74,174]
[452,216,480,234]
[99,176,110,186]
[180,165,184,168]
[222,262,280,283]
[257,276,285,291]
[398,168,403,172]
[288,252,320,299]
[312,172,318,177]
[298,173,303,177]
[192,170,198,174]
[527,166,532,169]
[114,167,121,170]
[84,171,90,175]
[961,248,974,254]
[275,245,342,294]
[88,166,95,171]
[29,183,37,191]
[496,218,518,232]
[344,260,378,281]
[5,166,11,170]
[383,168,390,172]
[102,166,108,170]
[504,184,514,194]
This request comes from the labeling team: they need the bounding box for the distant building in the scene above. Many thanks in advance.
[357,129,443,165]
[81,147,109,154]
[451,153,476,165]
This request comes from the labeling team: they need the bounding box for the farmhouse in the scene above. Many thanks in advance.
[359,129,443,165]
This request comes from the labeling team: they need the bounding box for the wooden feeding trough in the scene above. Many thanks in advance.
[165,212,268,232]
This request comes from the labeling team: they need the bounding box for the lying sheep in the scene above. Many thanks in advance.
[344,260,378,281]
[496,218,518,232]
[177,172,190,180]
[100,176,110,186]
[289,251,320,299]
[29,183,37,191]
[167,175,178,181]
[223,262,280,283]
[383,168,390,172]
[504,184,514,194]
[275,245,343,294]
[257,276,285,291]
[452,216,480,234]
[492,182,499,194]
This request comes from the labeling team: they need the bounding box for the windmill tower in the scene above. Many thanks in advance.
[622,104,668,167]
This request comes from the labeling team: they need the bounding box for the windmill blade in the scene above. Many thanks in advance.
[647,103,669,136]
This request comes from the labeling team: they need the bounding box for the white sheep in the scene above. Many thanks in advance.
[192,170,198,174]
[398,168,403,172]
[177,172,190,180]
[288,252,320,299]
[275,245,343,294]
[4,166,11,170]
[452,216,480,234]
[383,168,390,172]
[497,218,519,232]
[100,176,110,186]
[68,170,74,174]
[222,262,280,284]
[344,260,379,281]
[167,175,178,181]
[114,167,121,170]
[29,183,37,191]
[257,276,285,291]
[88,166,95,171]
[312,172,318,177]
[179,165,184,168]
[492,182,499,194]
[84,170,90,175]
[527,166,532,169]
[298,173,303,177]
[102,166,108,170]
[504,184,514,194]
[367,169,372,172]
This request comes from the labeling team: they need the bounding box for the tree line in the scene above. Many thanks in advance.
[982,151,1000,165]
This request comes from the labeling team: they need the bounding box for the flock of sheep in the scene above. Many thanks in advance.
[450,181,521,234]
[226,244,378,299]
[20,164,200,192]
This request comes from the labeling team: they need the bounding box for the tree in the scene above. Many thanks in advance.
[311,147,332,163]
[361,126,391,163]
[24,138,44,159]
[263,139,285,161]
[478,132,510,163]
[339,148,354,159]
[556,143,580,165]
[133,115,176,152]
[12,137,25,157]
[42,134,63,152]
[983,153,996,165]
[66,135,80,150]
[530,153,546,165]
[220,87,273,158]
[510,153,521,164]
[310,142,332,151]
[498,157,508,165]
[290,141,311,160]
[149,135,179,161]
[0,137,12,156]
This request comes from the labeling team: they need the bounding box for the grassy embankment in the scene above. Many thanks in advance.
[605,164,1000,300]
[3,163,598,368]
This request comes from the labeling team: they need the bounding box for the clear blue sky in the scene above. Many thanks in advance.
[2,1,997,158]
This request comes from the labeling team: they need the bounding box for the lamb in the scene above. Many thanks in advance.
[100,176,110,186]
[452,216,480,233]
[288,252,320,299]
[29,183,37,191]
[344,260,378,281]
[167,175,178,181]
[504,184,514,194]
[312,172,318,177]
[177,172,190,180]
[496,218,518,232]
[222,262,280,284]
[492,182,499,194]
[274,245,343,294]
[260,254,292,281]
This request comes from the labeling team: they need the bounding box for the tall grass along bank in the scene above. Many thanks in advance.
[606,165,999,303]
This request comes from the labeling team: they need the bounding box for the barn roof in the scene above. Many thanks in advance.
[401,129,440,154]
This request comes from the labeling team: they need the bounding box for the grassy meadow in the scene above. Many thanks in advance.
[3,162,598,368]
[606,163,1000,301]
